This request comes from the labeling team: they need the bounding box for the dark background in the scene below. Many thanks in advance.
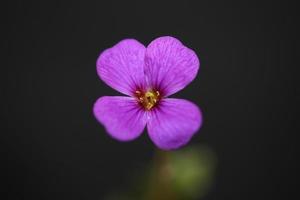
[1,0,297,199]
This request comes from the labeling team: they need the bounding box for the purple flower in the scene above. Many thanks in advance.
[93,36,203,150]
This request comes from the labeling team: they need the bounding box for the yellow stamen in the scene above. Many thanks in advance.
[135,90,160,110]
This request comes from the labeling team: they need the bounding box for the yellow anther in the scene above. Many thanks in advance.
[135,90,160,110]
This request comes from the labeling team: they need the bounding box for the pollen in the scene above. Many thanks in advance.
[135,90,160,110]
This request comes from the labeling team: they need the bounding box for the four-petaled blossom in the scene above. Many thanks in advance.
[93,36,203,150]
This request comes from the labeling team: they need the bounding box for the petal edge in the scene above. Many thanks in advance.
[145,36,200,96]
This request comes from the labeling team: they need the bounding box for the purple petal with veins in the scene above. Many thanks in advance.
[93,96,147,141]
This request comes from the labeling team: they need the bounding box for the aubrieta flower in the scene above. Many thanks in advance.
[93,36,202,150]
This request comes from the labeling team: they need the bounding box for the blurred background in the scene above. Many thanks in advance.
[1,0,297,199]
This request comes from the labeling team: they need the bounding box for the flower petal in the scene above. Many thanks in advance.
[93,96,147,141]
[97,39,146,96]
[147,98,202,150]
[145,36,200,96]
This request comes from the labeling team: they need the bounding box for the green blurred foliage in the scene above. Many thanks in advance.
[104,145,217,200]
[169,145,217,200]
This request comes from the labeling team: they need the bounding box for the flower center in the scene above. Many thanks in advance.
[135,90,160,110]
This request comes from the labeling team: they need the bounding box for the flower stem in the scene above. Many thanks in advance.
[144,149,178,200]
